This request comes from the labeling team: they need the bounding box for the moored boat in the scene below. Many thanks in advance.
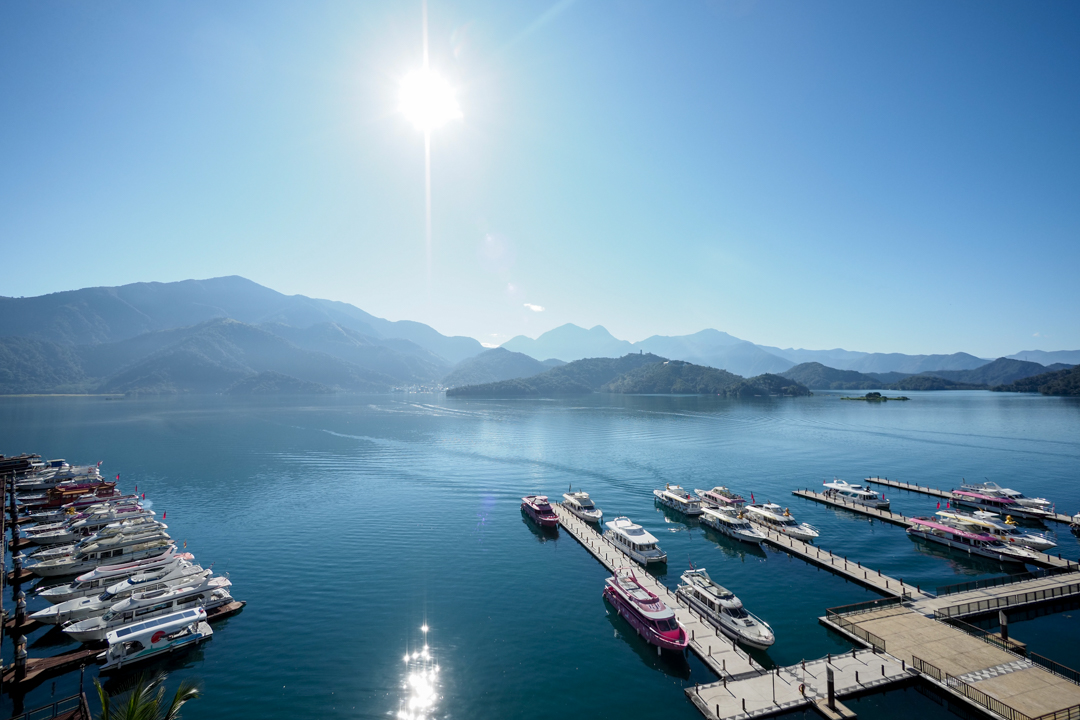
[906,517,1040,564]
[562,491,603,522]
[36,548,193,604]
[32,565,211,626]
[99,607,213,672]
[653,484,703,516]
[822,479,890,509]
[26,505,155,545]
[27,531,173,578]
[603,567,687,651]
[675,568,774,649]
[605,517,666,565]
[63,575,233,643]
[936,510,1056,551]
[700,507,765,544]
[950,490,1052,522]
[521,495,559,527]
[744,503,819,542]
[960,481,1052,511]
[695,487,746,512]
[22,495,140,525]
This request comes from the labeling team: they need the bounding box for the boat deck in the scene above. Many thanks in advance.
[862,478,1076,525]
[792,489,1077,571]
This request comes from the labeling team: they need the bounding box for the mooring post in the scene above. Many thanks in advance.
[15,590,26,627]
[881,664,885,677]
[15,634,27,681]
[855,670,860,684]
[827,666,835,710]
[999,610,1009,645]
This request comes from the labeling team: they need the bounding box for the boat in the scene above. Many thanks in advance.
[950,490,1052,522]
[562,491,603,522]
[602,567,687,651]
[960,481,1052,510]
[21,495,141,525]
[521,495,559,527]
[695,487,746,512]
[14,463,101,492]
[25,520,167,561]
[26,531,173,578]
[99,607,213,672]
[744,503,820,541]
[936,510,1056,551]
[604,517,666,565]
[31,564,210,625]
[36,549,193,604]
[1072,512,1080,535]
[700,507,765,544]
[17,482,117,509]
[822,480,890,509]
[675,569,774,649]
[25,505,154,545]
[652,485,704,516]
[63,575,233,643]
[906,517,1041,564]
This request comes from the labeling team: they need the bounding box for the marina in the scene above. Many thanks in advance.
[863,478,1077,526]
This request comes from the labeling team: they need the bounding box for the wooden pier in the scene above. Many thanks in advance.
[754,521,929,600]
[792,490,1078,571]
[862,478,1076,526]
[688,649,911,720]
[554,504,761,678]
[824,603,1080,720]
[1,646,101,689]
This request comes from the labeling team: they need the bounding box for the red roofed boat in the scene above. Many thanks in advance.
[603,567,687,652]
[521,495,559,527]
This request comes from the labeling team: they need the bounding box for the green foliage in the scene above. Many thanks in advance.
[601,360,742,394]
[0,337,92,393]
[447,353,665,397]
[919,357,1051,386]
[780,362,885,390]
[887,375,985,391]
[95,671,200,720]
[993,365,1080,396]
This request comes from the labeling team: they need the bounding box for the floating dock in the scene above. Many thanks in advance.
[824,602,1080,720]
[1,646,102,689]
[862,478,1076,525]
[792,489,1078,571]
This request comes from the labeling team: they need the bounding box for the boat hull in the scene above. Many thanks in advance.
[100,623,212,672]
[653,490,704,516]
[603,586,687,651]
[677,590,774,650]
[906,529,1032,565]
[701,516,764,545]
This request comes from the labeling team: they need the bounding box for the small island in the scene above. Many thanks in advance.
[841,391,909,402]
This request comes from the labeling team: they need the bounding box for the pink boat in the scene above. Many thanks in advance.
[907,517,1039,564]
[604,567,688,651]
[950,490,1051,521]
[521,495,559,527]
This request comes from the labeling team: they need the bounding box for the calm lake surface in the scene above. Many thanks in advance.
[2,391,1079,719]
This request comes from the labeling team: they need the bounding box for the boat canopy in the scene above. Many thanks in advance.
[106,607,206,644]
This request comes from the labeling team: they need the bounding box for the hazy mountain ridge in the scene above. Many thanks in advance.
[993,365,1080,396]
[442,348,563,388]
[602,361,810,397]
[446,353,665,397]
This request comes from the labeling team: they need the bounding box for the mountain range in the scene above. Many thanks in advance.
[1,275,1077,396]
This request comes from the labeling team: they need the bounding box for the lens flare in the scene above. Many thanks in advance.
[399,68,462,132]
[398,625,441,720]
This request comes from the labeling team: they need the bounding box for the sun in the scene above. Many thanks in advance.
[400,68,462,133]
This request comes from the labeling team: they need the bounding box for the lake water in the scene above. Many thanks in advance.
[2,391,1079,719]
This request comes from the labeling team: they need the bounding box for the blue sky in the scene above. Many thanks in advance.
[1,1,1078,357]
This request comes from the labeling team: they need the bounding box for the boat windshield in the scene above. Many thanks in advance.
[97,591,114,601]
[102,610,117,621]
[780,518,797,527]
[724,607,750,619]
[654,617,679,631]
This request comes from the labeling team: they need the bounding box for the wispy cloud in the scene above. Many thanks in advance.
[523,303,545,312]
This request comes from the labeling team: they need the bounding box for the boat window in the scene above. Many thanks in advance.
[655,617,679,632]
[97,591,113,601]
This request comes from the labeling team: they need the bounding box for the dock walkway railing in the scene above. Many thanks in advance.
[934,581,1080,619]
[913,656,1080,720]
[8,694,86,720]
[937,568,1076,597]
[823,597,903,652]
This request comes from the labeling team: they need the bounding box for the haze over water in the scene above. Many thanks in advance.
[2,391,1079,720]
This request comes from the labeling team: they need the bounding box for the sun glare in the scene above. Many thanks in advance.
[400,68,462,132]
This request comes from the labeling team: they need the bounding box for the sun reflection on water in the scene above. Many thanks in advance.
[397,624,440,720]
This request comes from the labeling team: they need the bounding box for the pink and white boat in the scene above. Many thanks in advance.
[521,495,559,527]
[950,490,1051,522]
[603,567,687,652]
[695,486,746,511]
[36,547,194,604]
[906,517,1040,564]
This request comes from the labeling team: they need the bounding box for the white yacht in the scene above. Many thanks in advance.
[676,569,774,649]
[63,575,233,643]
[700,507,765,544]
[36,549,192,604]
[27,505,154,545]
[653,485,704,516]
[26,520,167,561]
[27,531,173,578]
[99,607,213,672]
[745,503,820,542]
[605,517,667,565]
[822,480,890,509]
[935,510,1056,552]
[32,564,210,625]
[695,487,746,511]
[907,517,1040,564]
[562,491,603,522]
[960,481,1052,511]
